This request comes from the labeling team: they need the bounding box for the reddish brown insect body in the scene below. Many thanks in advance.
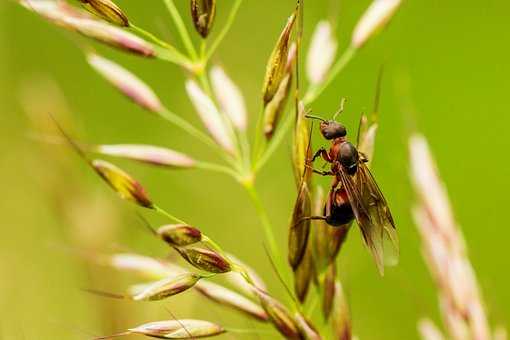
[306,114,399,274]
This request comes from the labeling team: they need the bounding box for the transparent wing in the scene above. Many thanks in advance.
[338,161,399,275]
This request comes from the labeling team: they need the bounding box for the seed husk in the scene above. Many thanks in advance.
[352,0,402,49]
[322,262,336,319]
[294,236,314,303]
[92,159,153,208]
[175,247,232,273]
[288,181,311,269]
[292,101,312,185]
[80,0,129,27]
[255,289,302,339]
[263,73,292,140]
[306,20,337,85]
[262,11,296,105]
[190,0,216,38]
[186,79,235,154]
[107,253,178,279]
[295,312,322,340]
[195,280,268,321]
[157,224,203,247]
[96,144,196,168]
[131,273,203,301]
[87,54,163,112]
[129,319,225,338]
[210,66,248,132]
[331,280,351,340]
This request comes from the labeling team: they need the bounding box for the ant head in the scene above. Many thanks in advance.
[319,120,347,140]
[305,114,347,140]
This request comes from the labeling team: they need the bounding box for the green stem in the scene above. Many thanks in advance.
[204,0,243,62]
[303,46,356,105]
[130,24,188,62]
[195,161,240,179]
[163,0,198,60]
[157,107,237,167]
[153,205,187,224]
[243,182,280,267]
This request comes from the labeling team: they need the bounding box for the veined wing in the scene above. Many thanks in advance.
[338,160,399,275]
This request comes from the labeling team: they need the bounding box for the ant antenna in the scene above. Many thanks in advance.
[304,114,326,122]
[332,97,347,120]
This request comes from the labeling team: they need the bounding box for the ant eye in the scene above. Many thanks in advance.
[320,121,347,139]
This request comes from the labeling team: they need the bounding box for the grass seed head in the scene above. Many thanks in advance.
[87,54,162,112]
[331,280,351,340]
[263,73,292,139]
[352,0,402,49]
[322,263,336,319]
[195,280,268,321]
[80,0,129,27]
[157,224,203,247]
[210,66,248,132]
[108,253,178,279]
[176,246,232,273]
[295,313,322,340]
[418,318,445,340]
[255,289,302,339]
[262,11,296,105]
[96,144,196,168]
[92,159,153,208]
[292,101,312,185]
[306,20,337,85]
[131,273,203,301]
[293,241,314,303]
[191,0,217,38]
[288,181,311,269]
[21,1,154,57]
[129,319,225,338]
[186,79,235,154]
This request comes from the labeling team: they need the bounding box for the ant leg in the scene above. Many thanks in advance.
[306,164,333,176]
[311,147,331,163]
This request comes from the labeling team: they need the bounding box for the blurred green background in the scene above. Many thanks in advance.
[1,0,509,339]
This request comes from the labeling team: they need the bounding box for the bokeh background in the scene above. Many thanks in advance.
[1,0,509,339]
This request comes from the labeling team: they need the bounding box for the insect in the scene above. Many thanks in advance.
[305,103,399,274]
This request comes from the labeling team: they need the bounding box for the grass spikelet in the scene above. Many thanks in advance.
[263,73,292,139]
[295,312,322,340]
[21,1,155,56]
[131,273,204,301]
[107,253,178,279]
[97,319,225,339]
[92,159,154,208]
[262,11,296,105]
[352,0,402,49]
[87,54,162,112]
[175,246,232,273]
[306,20,337,85]
[185,79,235,153]
[288,181,311,269]
[96,144,196,168]
[254,289,302,339]
[195,280,268,321]
[191,0,217,38]
[331,280,351,340]
[157,224,203,247]
[410,134,493,340]
[210,65,247,132]
[80,0,129,27]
